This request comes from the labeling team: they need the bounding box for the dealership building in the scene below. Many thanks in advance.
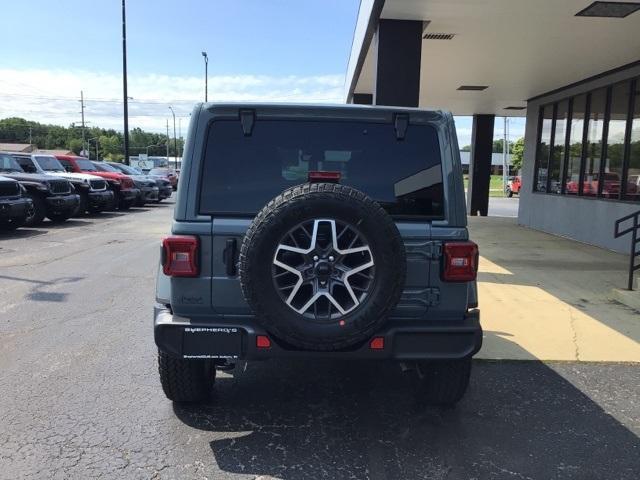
[345,0,640,253]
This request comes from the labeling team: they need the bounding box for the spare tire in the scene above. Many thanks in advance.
[239,182,406,351]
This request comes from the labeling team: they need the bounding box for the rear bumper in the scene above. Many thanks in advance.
[45,194,80,214]
[154,307,482,361]
[0,197,32,219]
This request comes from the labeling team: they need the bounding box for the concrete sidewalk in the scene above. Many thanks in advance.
[470,217,640,362]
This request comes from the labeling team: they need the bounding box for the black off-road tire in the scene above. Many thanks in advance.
[47,212,74,223]
[0,219,23,231]
[239,182,406,351]
[415,358,472,406]
[24,193,46,226]
[158,350,215,403]
[74,191,89,216]
[118,198,132,211]
[506,188,513,198]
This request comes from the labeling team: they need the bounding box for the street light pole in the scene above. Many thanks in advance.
[122,0,130,165]
[201,51,208,102]
[169,106,177,169]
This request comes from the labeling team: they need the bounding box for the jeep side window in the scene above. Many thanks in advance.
[15,157,37,173]
[58,159,74,172]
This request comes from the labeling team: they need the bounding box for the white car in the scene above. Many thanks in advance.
[12,154,114,214]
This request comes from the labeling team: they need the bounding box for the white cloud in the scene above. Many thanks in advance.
[0,69,346,133]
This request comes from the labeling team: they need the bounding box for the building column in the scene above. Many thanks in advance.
[374,19,422,107]
[467,114,495,216]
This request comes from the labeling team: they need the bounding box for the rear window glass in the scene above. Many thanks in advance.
[199,119,444,218]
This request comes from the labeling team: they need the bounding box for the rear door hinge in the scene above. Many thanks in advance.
[426,288,440,306]
[426,241,442,259]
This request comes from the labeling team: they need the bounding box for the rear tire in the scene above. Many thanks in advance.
[158,350,215,402]
[506,188,513,198]
[415,358,472,406]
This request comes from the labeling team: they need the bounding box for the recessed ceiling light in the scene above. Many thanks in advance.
[423,33,455,40]
[457,85,489,91]
[576,1,640,18]
[504,106,526,110]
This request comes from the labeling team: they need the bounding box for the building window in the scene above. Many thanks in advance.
[565,94,586,195]
[583,88,607,197]
[534,106,553,192]
[534,76,639,203]
[549,100,568,194]
[603,81,631,199]
[625,79,640,201]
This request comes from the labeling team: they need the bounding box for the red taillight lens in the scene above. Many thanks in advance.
[256,335,271,349]
[162,236,199,277]
[308,171,341,183]
[442,241,479,282]
[369,337,385,350]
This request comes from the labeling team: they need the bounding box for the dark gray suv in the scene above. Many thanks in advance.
[155,104,481,405]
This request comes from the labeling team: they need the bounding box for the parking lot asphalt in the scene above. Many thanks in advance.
[487,196,519,217]
[1,201,639,480]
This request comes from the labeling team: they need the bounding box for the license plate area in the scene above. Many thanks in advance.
[182,327,242,359]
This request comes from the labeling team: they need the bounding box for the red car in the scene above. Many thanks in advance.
[566,173,623,197]
[56,155,140,210]
[148,167,178,190]
[505,176,521,197]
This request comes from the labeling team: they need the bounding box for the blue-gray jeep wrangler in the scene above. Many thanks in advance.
[155,104,481,405]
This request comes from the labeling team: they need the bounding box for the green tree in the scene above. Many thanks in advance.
[511,137,525,173]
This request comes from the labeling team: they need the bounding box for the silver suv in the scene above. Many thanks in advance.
[155,104,481,405]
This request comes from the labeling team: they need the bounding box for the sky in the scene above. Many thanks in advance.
[0,0,524,144]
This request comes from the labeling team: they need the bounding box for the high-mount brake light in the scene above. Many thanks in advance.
[162,236,199,277]
[308,171,341,183]
[442,241,479,282]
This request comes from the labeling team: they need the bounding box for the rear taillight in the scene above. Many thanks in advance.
[162,236,199,277]
[442,241,478,282]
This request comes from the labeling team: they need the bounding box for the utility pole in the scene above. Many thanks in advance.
[80,90,86,156]
[166,119,170,162]
[169,106,177,169]
[503,117,509,196]
[28,126,32,148]
[178,118,182,159]
[122,0,130,165]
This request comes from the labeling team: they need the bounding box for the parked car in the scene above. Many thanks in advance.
[566,172,622,197]
[93,161,158,206]
[0,152,79,225]
[505,176,521,197]
[55,155,139,210]
[107,162,173,202]
[154,104,481,406]
[13,153,113,215]
[148,167,178,190]
[0,175,32,231]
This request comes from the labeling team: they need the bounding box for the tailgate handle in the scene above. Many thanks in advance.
[223,238,238,276]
